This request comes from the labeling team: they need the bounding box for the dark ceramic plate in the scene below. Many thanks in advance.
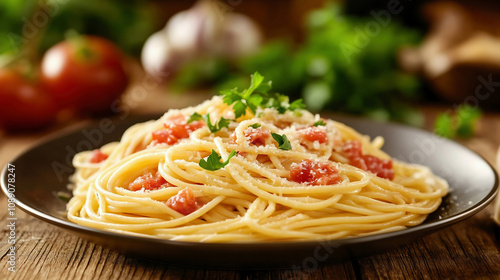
[1,115,498,269]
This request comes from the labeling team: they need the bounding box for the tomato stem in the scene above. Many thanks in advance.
[65,30,96,61]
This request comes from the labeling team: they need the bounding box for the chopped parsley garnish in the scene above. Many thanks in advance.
[248,123,261,129]
[271,133,292,150]
[199,149,237,171]
[314,120,326,127]
[265,94,306,115]
[220,72,305,118]
[188,112,230,133]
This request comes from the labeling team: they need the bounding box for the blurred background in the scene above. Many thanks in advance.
[1,0,499,138]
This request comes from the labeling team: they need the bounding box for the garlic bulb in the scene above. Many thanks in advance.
[141,30,180,80]
[165,0,223,55]
[141,0,262,80]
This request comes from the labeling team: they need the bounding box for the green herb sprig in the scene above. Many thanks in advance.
[199,150,237,171]
[220,72,305,118]
[271,133,292,150]
[248,123,261,129]
[188,113,230,133]
[314,120,326,127]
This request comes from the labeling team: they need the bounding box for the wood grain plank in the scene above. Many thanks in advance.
[355,208,500,280]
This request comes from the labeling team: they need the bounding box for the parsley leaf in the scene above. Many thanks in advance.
[232,100,248,119]
[262,93,306,115]
[248,123,261,129]
[314,120,326,127]
[289,99,307,111]
[243,72,266,98]
[220,72,305,118]
[188,113,230,133]
[221,72,268,117]
[220,88,242,104]
[199,149,237,171]
[271,133,292,150]
[247,93,264,113]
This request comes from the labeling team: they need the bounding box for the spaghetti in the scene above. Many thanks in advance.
[67,79,448,242]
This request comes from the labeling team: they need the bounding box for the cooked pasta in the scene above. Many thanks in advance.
[67,91,448,242]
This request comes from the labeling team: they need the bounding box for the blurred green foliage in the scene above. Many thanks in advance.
[434,105,481,139]
[172,3,423,125]
[0,0,155,56]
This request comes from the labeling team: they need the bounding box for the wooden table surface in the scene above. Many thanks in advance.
[1,83,499,279]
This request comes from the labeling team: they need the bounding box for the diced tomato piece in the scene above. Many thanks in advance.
[166,188,200,215]
[244,128,270,146]
[354,155,394,180]
[128,172,174,191]
[341,140,363,158]
[229,132,237,144]
[349,156,367,171]
[164,123,189,139]
[299,126,328,144]
[152,114,204,145]
[152,129,178,145]
[89,149,108,163]
[341,140,394,180]
[238,151,248,158]
[180,117,204,134]
[290,159,341,185]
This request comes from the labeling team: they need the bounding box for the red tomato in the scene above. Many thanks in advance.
[299,126,328,144]
[350,155,394,180]
[341,140,363,158]
[40,36,129,114]
[341,140,394,180]
[244,127,270,146]
[88,149,109,163]
[290,159,341,185]
[128,171,175,191]
[151,115,204,146]
[0,68,58,131]
[166,188,200,215]
[152,129,179,145]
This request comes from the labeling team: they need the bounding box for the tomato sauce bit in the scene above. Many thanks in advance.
[245,127,270,146]
[166,187,200,215]
[341,140,394,180]
[290,159,341,185]
[229,127,271,146]
[128,171,175,191]
[89,149,108,163]
[298,126,328,144]
[152,114,204,145]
